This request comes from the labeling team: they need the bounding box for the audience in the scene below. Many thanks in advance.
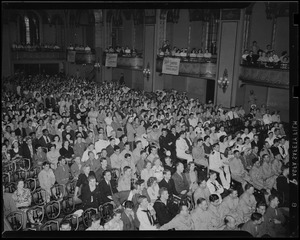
[2,73,290,234]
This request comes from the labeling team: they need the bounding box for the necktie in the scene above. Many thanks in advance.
[142,210,154,225]
[108,181,113,195]
[281,146,285,155]
[45,136,49,143]
[128,213,133,223]
[211,181,218,192]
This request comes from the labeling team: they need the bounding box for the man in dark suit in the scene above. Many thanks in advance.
[121,200,138,230]
[172,162,190,197]
[21,136,35,168]
[159,169,178,196]
[69,99,79,121]
[153,187,175,226]
[25,119,36,136]
[38,129,52,149]
[15,121,27,138]
[99,170,118,205]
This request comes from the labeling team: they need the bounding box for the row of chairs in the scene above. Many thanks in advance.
[6,200,115,231]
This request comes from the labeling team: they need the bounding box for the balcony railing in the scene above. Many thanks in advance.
[11,50,66,61]
[239,64,289,89]
[156,56,217,79]
[102,53,143,70]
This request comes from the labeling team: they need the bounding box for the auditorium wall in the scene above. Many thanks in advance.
[248,2,289,55]
[248,2,273,51]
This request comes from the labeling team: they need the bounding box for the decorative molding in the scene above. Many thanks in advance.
[102,56,143,70]
[221,9,241,20]
[239,65,289,89]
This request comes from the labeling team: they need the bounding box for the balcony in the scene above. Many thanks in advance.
[11,50,66,61]
[156,56,217,79]
[102,53,143,70]
[239,64,289,89]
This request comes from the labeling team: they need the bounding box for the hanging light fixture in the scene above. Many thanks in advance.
[218,68,229,93]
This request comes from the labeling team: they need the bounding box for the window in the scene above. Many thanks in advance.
[20,13,40,45]
[24,16,30,44]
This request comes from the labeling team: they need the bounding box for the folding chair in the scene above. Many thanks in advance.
[82,207,98,228]
[40,220,59,231]
[50,184,66,201]
[6,211,24,231]
[65,179,77,197]
[4,182,17,193]
[61,196,75,215]
[44,200,61,220]
[24,178,37,192]
[26,205,45,229]
[62,213,79,231]
[31,188,47,206]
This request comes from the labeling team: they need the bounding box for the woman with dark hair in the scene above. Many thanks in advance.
[10,140,22,160]
[147,176,159,204]
[104,209,124,230]
[59,140,74,166]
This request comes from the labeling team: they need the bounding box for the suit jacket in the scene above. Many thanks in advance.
[25,126,36,136]
[99,179,118,204]
[21,142,34,161]
[159,178,178,196]
[38,135,52,149]
[121,211,138,230]
[172,172,189,195]
[153,199,174,226]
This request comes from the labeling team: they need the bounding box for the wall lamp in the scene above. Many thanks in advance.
[143,62,151,80]
[218,68,229,93]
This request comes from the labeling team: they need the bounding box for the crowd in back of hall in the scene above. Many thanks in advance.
[2,72,293,236]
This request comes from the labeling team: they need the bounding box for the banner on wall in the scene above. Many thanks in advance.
[67,51,76,63]
[162,57,180,75]
[105,53,118,67]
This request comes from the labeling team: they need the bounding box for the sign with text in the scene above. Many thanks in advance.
[67,51,76,63]
[162,57,180,75]
[105,53,118,67]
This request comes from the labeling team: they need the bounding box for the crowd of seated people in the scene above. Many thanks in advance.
[66,44,92,52]
[241,41,289,69]
[2,72,293,235]
[11,42,62,52]
[157,40,214,62]
[103,46,141,57]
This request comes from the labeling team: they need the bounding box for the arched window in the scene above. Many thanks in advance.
[19,13,40,45]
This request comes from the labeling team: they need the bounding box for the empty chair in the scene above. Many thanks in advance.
[6,211,24,231]
[31,188,47,206]
[40,220,59,231]
[2,172,11,184]
[26,205,45,229]
[62,214,79,231]
[15,169,29,181]
[50,184,65,201]
[24,178,37,192]
[61,196,75,215]
[65,179,77,197]
[4,182,17,193]
[44,200,61,220]
[82,207,98,228]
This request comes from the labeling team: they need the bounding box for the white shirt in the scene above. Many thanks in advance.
[81,149,98,162]
[176,137,189,155]
[209,151,224,172]
[136,206,157,230]
[206,179,224,196]
[263,114,273,125]
[95,139,110,154]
